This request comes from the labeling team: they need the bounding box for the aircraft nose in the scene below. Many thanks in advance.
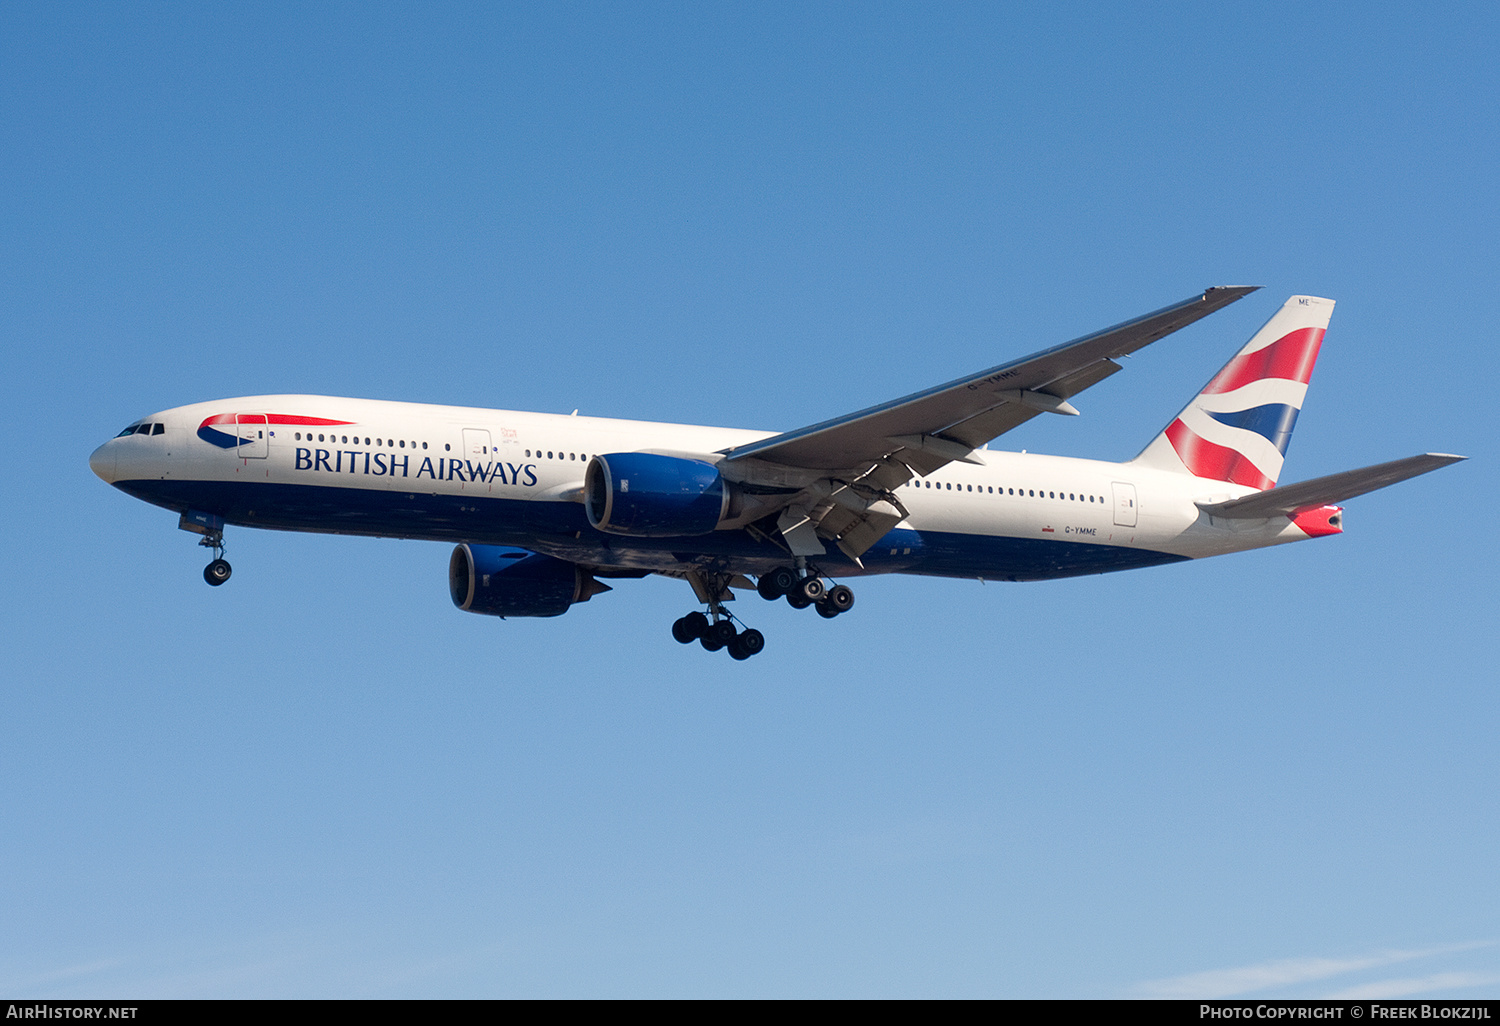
[89,440,117,484]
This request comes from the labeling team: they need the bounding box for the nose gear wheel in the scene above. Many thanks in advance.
[198,529,232,586]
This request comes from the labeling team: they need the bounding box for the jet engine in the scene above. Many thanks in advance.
[584,452,729,537]
[449,544,610,618]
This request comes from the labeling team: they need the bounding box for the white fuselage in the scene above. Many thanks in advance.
[91,394,1324,584]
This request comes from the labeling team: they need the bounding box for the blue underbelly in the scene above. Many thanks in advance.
[113,478,1187,582]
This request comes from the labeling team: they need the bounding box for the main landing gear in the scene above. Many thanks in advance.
[755,565,855,619]
[671,570,766,660]
[669,565,855,660]
[200,530,232,587]
[671,610,766,661]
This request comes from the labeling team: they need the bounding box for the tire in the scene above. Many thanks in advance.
[769,567,797,594]
[729,638,752,660]
[756,575,784,601]
[710,620,738,645]
[798,577,825,603]
[680,611,709,640]
[671,617,696,644]
[700,633,726,652]
[825,584,854,614]
[786,590,812,610]
[816,601,840,618]
[204,559,232,586]
[736,628,764,657]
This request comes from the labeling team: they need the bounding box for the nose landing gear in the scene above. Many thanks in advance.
[179,511,232,586]
[200,532,232,586]
[203,553,232,586]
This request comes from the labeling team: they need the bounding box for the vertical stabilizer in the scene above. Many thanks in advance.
[1132,295,1334,489]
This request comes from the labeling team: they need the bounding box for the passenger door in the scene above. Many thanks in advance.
[1112,481,1137,527]
[235,414,268,458]
[462,428,493,461]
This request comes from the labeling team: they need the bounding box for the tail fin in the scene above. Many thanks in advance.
[1132,295,1335,489]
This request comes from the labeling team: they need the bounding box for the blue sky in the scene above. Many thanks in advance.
[2,2,1495,998]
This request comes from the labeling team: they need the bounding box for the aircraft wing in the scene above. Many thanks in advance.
[1195,453,1467,519]
[717,286,1259,562]
[723,286,1260,475]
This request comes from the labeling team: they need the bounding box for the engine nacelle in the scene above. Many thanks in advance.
[584,452,728,537]
[449,544,608,618]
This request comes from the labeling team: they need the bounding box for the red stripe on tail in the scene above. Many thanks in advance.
[1202,327,1326,395]
[1165,420,1276,489]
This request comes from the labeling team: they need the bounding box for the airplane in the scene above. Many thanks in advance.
[90,288,1463,660]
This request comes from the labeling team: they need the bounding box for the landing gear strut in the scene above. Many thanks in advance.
[671,574,766,660]
[180,511,232,587]
[671,608,766,660]
[199,530,232,587]
[669,565,854,658]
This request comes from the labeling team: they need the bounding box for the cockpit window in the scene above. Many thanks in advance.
[135,423,153,434]
[117,423,141,437]
[152,423,165,435]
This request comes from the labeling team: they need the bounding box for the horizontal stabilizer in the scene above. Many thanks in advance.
[1196,453,1466,519]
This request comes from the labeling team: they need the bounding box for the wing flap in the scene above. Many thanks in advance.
[1196,453,1467,519]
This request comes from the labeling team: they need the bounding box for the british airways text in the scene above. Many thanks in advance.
[294,448,539,485]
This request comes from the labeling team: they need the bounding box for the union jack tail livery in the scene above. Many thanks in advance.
[1133,295,1335,489]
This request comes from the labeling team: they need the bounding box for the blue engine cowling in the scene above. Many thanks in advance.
[584,452,727,537]
[449,544,607,618]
